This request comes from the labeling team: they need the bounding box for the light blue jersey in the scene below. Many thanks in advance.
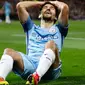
[13,16,68,80]
[4,1,11,16]
[22,16,68,67]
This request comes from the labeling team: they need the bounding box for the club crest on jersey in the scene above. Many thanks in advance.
[49,27,56,33]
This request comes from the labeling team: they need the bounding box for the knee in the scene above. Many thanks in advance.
[45,40,56,51]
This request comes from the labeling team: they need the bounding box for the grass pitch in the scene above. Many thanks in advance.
[0,20,85,85]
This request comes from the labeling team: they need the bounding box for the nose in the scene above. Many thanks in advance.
[46,6,50,10]
[46,7,50,11]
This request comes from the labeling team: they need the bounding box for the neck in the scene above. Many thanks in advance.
[40,19,54,28]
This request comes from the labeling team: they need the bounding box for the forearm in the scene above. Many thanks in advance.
[16,1,44,23]
[50,1,68,11]
[17,1,44,10]
[51,1,69,26]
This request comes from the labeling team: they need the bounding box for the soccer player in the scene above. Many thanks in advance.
[0,1,69,85]
[3,1,12,24]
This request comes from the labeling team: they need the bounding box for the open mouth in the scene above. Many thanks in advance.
[45,11,51,15]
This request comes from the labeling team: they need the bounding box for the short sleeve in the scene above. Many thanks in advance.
[57,23,69,37]
[21,16,34,32]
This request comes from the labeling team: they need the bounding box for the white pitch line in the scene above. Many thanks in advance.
[68,32,85,34]
[66,37,85,41]
[12,34,25,37]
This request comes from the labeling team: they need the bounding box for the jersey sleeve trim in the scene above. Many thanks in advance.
[57,23,69,37]
[21,16,34,32]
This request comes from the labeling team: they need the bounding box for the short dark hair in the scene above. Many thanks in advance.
[40,2,59,23]
[40,2,56,11]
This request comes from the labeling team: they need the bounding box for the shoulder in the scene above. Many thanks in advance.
[55,23,69,37]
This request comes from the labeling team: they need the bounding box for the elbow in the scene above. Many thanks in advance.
[16,2,23,11]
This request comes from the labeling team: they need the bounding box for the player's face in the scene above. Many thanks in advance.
[41,4,56,21]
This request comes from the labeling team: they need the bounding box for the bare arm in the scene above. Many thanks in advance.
[16,1,44,23]
[51,1,69,26]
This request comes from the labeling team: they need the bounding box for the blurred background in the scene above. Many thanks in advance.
[0,0,85,20]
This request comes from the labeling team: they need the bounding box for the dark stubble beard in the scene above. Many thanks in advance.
[43,16,54,23]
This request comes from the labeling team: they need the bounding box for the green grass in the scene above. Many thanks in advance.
[0,20,85,85]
